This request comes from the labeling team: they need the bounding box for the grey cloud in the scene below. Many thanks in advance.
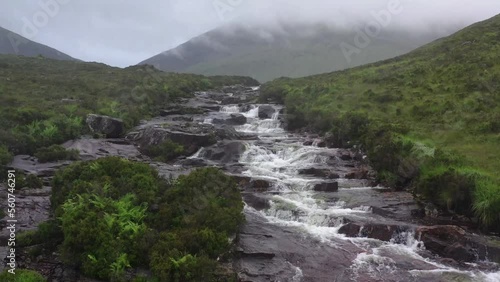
[0,0,498,67]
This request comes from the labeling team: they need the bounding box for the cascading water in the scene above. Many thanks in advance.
[214,103,500,281]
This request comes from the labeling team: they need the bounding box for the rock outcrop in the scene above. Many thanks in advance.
[86,114,124,138]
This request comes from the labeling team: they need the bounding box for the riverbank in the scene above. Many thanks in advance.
[3,85,500,281]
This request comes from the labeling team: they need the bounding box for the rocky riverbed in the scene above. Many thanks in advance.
[2,85,500,281]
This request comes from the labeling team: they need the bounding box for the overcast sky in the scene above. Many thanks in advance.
[1,0,499,67]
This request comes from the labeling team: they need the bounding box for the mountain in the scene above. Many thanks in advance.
[260,14,500,228]
[139,22,455,82]
[0,26,75,61]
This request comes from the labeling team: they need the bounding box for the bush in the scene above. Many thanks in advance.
[141,139,185,162]
[24,174,43,189]
[60,194,147,280]
[50,158,243,281]
[0,269,46,282]
[34,145,79,163]
[0,145,13,180]
[51,157,164,212]
[17,220,63,248]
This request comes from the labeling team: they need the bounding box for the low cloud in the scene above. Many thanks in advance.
[0,0,498,67]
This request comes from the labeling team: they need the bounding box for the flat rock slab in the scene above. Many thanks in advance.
[235,209,361,282]
[63,138,144,161]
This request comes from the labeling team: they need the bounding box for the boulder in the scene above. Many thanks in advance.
[243,194,271,211]
[251,179,272,190]
[212,114,247,126]
[86,114,124,138]
[339,223,410,242]
[345,167,371,179]
[313,181,339,192]
[221,96,241,105]
[416,225,476,262]
[128,124,218,155]
[298,167,340,179]
[200,142,246,163]
[258,105,276,119]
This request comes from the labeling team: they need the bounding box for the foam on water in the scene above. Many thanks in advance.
[217,99,499,280]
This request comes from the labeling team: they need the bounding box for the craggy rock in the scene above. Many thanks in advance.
[221,96,242,105]
[199,141,246,163]
[345,166,373,180]
[242,193,271,211]
[313,181,339,192]
[339,222,411,242]
[86,114,124,138]
[416,225,477,262]
[212,114,247,126]
[258,105,276,119]
[127,124,218,155]
[298,167,340,179]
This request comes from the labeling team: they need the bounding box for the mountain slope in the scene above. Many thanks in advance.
[261,14,500,228]
[139,23,450,82]
[0,26,75,61]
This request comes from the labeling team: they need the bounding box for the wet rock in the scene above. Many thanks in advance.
[221,96,241,105]
[338,222,363,237]
[199,105,221,112]
[86,114,124,138]
[411,208,426,218]
[339,151,353,161]
[242,193,271,211]
[212,114,247,126]
[172,116,194,122]
[339,222,411,242]
[177,158,208,167]
[239,105,253,112]
[303,140,314,146]
[128,124,218,155]
[160,106,203,116]
[298,167,340,179]
[416,225,476,262]
[345,166,371,179]
[231,175,251,187]
[258,105,276,119]
[250,179,272,190]
[200,141,246,163]
[313,181,339,192]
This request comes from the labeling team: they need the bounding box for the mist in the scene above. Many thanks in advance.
[0,0,498,67]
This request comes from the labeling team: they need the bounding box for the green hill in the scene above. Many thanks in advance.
[0,26,75,61]
[261,14,500,229]
[139,22,448,82]
[0,55,257,164]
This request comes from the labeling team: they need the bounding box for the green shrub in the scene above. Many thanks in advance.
[17,220,63,248]
[473,178,500,229]
[61,193,147,280]
[50,158,243,281]
[51,157,164,212]
[141,139,185,162]
[24,174,43,189]
[34,145,79,163]
[155,167,244,233]
[0,269,46,282]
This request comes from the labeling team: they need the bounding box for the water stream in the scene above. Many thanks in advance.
[209,104,500,282]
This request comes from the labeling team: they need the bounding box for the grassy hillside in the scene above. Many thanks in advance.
[261,14,500,229]
[0,26,75,61]
[139,23,447,82]
[0,54,257,167]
